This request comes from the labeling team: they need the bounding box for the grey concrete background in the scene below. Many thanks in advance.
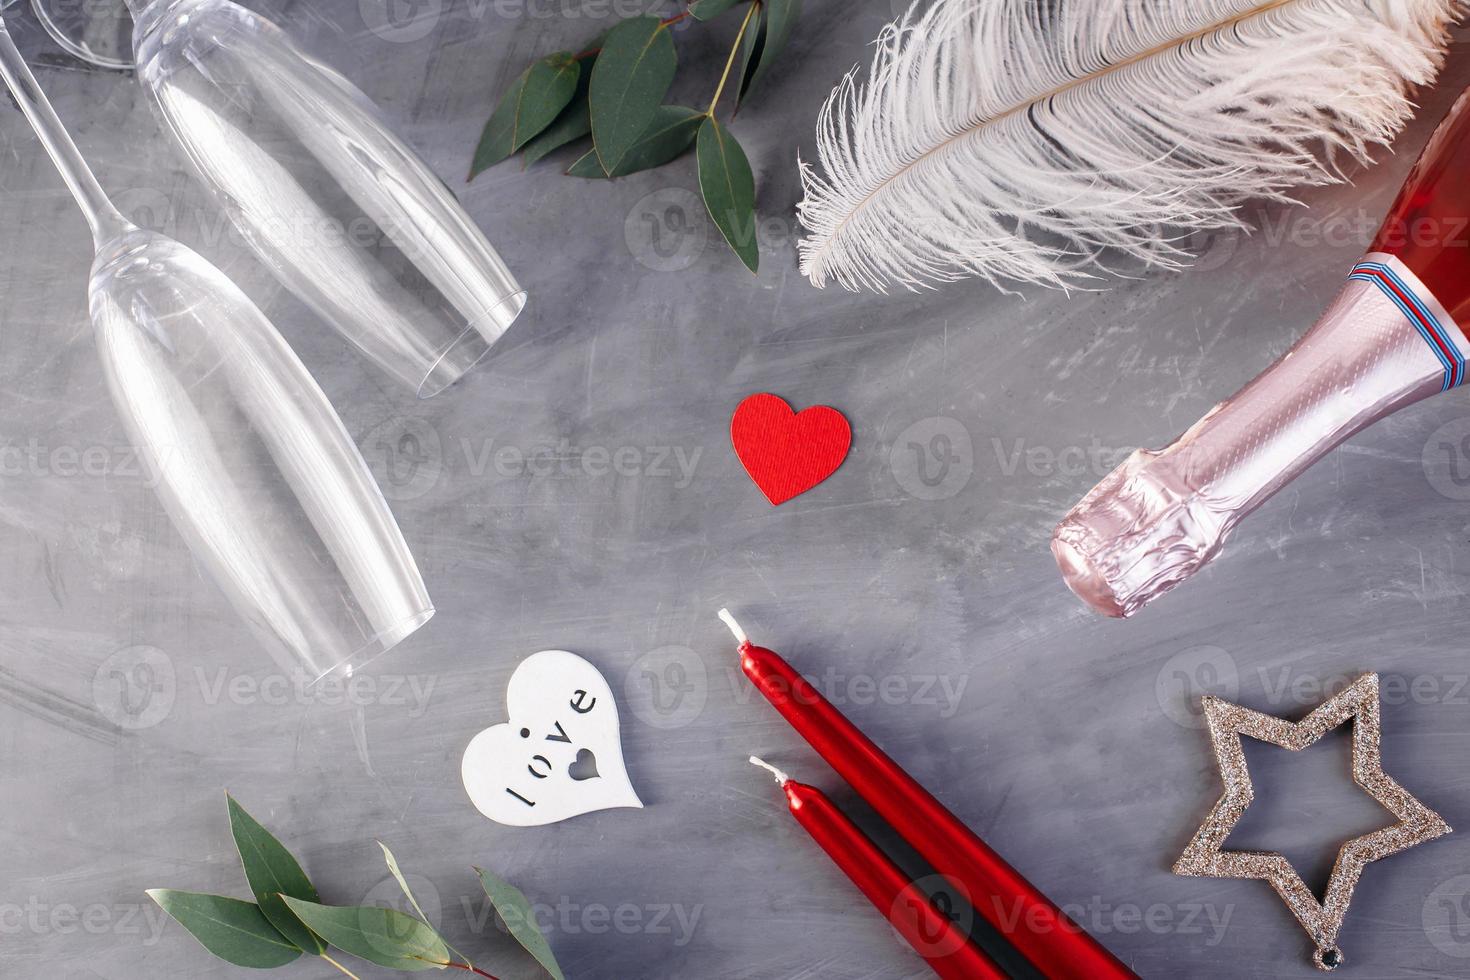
[2,2,1470,978]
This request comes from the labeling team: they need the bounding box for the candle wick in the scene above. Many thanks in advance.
[749,755,789,785]
[717,607,749,646]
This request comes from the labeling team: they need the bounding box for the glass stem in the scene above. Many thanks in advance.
[0,18,128,245]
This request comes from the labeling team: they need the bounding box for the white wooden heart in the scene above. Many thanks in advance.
[462,650,643,827]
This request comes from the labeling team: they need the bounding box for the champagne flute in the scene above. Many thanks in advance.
[33,0,529,397]
[0,16,435,680]
[111,0,526,398]
[29,0,530,396]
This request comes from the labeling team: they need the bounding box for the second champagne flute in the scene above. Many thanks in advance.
[126,0,528,398]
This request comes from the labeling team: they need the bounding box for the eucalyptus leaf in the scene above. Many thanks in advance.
[566,148,607,178]
[746,0,798,97]
[282,898,452,972]
[471,52,581,179]
[568,105,703,178]
[476,867,565,980]
[147,890,302,969]
[696,116,759,273]
[612,105,703,175]
[377,842,476,972]
[521,66,592,166]
[735,5,764,107]
[377,841,433,926]
[589,17,677,174]
[226,795,324,955]
[690,0,743,20]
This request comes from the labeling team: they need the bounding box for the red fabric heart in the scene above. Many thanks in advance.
[731,393,851,505]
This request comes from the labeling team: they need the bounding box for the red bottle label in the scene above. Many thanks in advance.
[1370,88,1470,325]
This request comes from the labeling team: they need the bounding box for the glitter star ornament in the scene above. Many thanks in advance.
[1173,673,1450,971]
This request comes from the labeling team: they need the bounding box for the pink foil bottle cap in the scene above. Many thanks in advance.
[1054,87,1470,617]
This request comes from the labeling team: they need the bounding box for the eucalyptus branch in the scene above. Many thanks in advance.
[471,0,801,274]
[147,796,564,980]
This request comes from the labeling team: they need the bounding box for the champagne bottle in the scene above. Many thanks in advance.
[1053,87,1470,618]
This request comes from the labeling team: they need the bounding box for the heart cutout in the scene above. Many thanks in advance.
[462,650,643,827]
[568,748,599,782]
[731,393,851,505]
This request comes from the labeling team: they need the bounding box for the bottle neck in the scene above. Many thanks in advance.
[1161,253,1456,511]
[1054,253,1459,618]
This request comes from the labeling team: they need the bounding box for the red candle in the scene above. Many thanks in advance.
[722,611,1135,980]
[751,758,1006,980]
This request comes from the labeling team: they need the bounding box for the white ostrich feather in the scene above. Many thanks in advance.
[796,0,1465,292]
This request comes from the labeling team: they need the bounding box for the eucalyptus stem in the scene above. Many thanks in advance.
[436,929,475,972]
[447,962,502,980]
[706,0,759,115]
[321,954,363,980]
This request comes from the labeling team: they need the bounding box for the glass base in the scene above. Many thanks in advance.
[417,289,528,399]
[306,605,436,689]
[31,0,134,70]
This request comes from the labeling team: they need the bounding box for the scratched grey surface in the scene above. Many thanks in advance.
[2,3,1470,978]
